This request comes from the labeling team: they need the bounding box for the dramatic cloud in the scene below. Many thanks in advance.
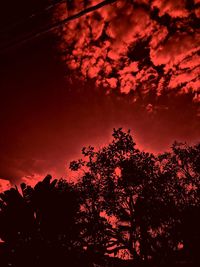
[55,0,200,107]
[0,179,11,192]
[0,0,200,189]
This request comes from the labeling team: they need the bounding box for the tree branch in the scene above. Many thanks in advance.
[106,245,127,254]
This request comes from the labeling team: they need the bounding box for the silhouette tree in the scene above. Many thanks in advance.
[70,128,140,258]
[0,129,199,267]
[70,128,158,260]
[70,128,200,266]
[164,142,200,266]
[0,176,87,267]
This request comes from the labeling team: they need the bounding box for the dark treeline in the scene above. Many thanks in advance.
[0,128,199,267]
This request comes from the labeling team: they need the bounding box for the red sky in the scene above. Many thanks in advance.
[57,0,200,98]
[0,0,200,190]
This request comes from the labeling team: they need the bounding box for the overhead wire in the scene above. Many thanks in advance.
[0,0,117,53]
[0,0,66,33]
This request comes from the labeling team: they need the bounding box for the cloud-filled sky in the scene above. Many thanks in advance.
[0,0,199,189]
[58,0,200,103]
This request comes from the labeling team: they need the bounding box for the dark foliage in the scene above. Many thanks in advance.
[0,129,199,267]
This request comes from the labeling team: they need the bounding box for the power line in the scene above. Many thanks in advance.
[0,0,117,53]
[0,0,66,33]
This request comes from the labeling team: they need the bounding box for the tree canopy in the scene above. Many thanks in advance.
[0,128,199,267]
